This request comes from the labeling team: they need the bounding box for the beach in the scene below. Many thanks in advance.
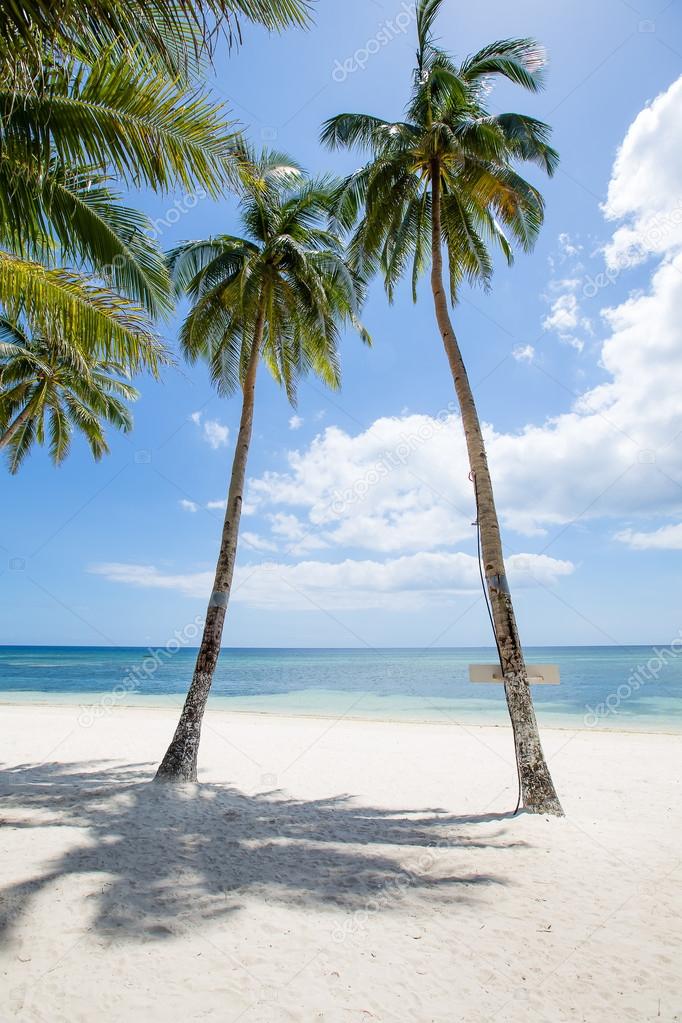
[1,703,680,1022]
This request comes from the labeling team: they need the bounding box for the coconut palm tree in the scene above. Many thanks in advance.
[322,0,563,815]
[155,152,369,782]
[0,0,313,429]
[0,319,138,472]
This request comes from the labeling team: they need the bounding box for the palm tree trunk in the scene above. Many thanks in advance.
[155,309,265,782]
[430,167,562,815]
[0,405,32,449]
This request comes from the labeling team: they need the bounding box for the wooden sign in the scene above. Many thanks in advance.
[469,664,560,685]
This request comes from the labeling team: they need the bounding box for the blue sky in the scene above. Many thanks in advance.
[3,0,682,648]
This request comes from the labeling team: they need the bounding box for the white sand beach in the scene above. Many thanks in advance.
[1,703,680,1022]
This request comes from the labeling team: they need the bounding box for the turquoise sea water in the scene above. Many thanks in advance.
[1,645,682,731]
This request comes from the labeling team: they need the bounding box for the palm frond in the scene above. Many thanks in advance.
[172,152,369,403]
[0,253,168,375]
[0,160,173,315]
[0,326,141,471]
[490,113,559,175]
[0,51,242,197]
[0,0,312,82]
[416,0,445,67]
[460,38,547,93]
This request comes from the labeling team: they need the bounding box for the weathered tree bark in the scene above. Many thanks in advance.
[430,166,563,815]
[155,311,264,782]
[0,405,32,449]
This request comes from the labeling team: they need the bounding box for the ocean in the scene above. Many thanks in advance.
[1,645,682,732]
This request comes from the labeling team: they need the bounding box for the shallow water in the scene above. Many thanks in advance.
[2,645,682,732]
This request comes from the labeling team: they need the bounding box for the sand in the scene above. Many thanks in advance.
[0,703,680,1022]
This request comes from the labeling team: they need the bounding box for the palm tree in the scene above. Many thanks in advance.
[322,0,563,815]
[0,319,138,473]
[0,1,312,442]
[155,152,369,782]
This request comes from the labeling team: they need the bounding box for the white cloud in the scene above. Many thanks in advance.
[246,235,682,543]
[202,420,230,450]
[603,76,682,268]
[616,523,682,551]
[177,497,228,514]
[288,415,304,431]
[542,278,590,352]
[266,512,328,554]
[241,532,279,554]
[90,552,574,611]
[90,563,211,598]
[558,232,581,258]
[189,410,230,450]
[512,344,535,363]
[543,292,579,333]
[248,413,475,552]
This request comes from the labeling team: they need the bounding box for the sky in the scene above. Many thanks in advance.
[2,0,682,648]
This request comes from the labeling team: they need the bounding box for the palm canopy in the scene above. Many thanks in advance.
[167,151,370,403]
[0,53,241,201]
[0,45,242,375]
[0,252,168,377]
[0,318,139,474]
[0,0,312,82]
[321,0,558,302]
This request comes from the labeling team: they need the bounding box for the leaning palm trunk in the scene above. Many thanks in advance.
[0,404,33,449]
[430,171,562,815]
[155,310,264,782]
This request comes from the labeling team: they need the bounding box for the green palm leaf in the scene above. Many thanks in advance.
[169,151,369,399]
[0,326,140,471]
[0,53,242,197]
[0,0,312,81]
[322,20,557,305]
[0,253,168,375]
[0,159,172,315]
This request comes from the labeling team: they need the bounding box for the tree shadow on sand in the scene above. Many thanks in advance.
[0,760,526,943]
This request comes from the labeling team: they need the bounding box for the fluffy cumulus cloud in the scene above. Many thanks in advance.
[248,410,477,552]
[245,254,682,543]
[603,76,682,268]
[542,265,591,352]
[90,552,573,611]
[241,532,278,554]
[512,344,535,363]
[190,411,230,450]
[542,290,588,351]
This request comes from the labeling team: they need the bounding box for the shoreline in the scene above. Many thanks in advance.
[1,694,681,735]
